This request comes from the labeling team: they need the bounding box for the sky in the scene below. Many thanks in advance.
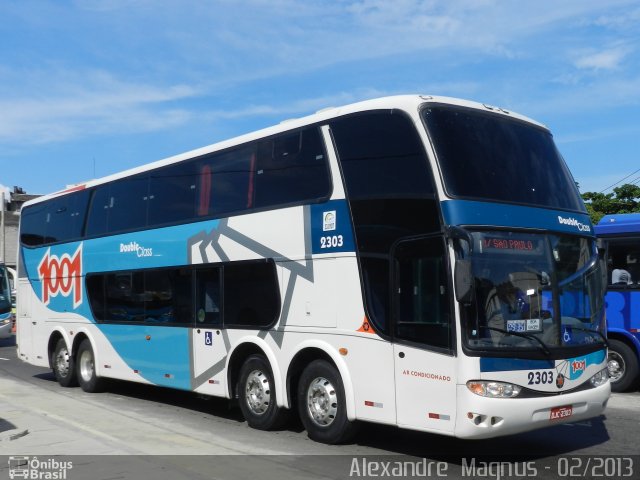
[1,0,639,198]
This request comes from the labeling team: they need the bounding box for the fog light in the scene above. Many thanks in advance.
[467,380,522,398]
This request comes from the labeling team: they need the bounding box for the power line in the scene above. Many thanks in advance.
[599,167,640,193]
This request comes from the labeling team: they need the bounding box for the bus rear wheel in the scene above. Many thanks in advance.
[76,339,104,393]
[237,354,288,430]
[608,339,639,393]
[297,359,358,444]
[52,338,77,388]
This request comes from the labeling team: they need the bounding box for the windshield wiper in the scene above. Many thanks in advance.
[479,326,551,355]
[565,325,609,347]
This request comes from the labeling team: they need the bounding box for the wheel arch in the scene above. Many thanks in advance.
[69,327,102,376]
[286,341,356,421]
[226,336,284,405]
[608,329,640,360]
[47,328,71,369]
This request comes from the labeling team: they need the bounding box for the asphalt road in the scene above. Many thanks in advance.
[1,335,638,480]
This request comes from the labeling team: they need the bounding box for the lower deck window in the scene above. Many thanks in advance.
[86,260,280,328]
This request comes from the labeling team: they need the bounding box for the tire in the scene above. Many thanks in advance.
[76,338,105,393]
[52,338,77,387]
[608,339,640,393]
[297,359,358,444]
[237,354,288,430]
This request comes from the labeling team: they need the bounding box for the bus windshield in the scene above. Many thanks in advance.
[463,231,606,353]
[421,105,585,212]
[0,266,10,314]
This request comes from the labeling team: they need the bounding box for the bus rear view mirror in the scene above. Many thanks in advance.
[455,259,474,305]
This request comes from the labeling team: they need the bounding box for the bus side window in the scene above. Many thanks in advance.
[20,203,49,246]
[223,261,280,329]
[253,127,330,209]
[86,186,111,237]
[202,146,256,218]
[44,190,90,244]
[148,164,199,227]
[86,176,148,236]
[86,275,106,321]
[607,238,640,287]
[107,177,149,233]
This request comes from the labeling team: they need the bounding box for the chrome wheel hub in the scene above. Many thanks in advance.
[607,352,625,382]
[79,349,94,383]
[306,376,338,427]
[245,369,271,415]
[55,348,70,377]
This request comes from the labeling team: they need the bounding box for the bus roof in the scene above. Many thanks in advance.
[24,94,546,208]
[594,213,640,236]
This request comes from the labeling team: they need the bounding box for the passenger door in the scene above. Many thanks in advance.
[191,266,228,396]
[16,278,35,362]
[392,236,458,433]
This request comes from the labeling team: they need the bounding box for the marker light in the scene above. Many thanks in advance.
[590,369,609,387]
[467,381,522,398]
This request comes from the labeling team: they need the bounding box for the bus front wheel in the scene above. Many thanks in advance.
[76,339,105,393]
[608,339,640,393]
[297,359,358,444]
[52,338,78,388]
[237,354,288,430]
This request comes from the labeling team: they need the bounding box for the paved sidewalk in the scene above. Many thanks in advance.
[0,377,131,455]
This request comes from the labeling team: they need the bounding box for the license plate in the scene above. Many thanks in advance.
[550,405,573,421]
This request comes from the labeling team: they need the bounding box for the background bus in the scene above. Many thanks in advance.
[595,213,640,392]
[17,95,609,444]
[0,264,13,339]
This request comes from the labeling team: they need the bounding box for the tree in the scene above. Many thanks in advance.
[581,183,640,224]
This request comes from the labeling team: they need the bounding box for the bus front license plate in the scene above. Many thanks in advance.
[549,405,573,421]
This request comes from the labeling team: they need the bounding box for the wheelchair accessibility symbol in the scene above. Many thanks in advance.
[205,331,213,346]
[562,327,572,344]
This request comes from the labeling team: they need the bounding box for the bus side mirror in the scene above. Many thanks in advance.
[455,259,474,305]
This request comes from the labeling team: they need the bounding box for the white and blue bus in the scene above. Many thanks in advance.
[595,213,640,392]
[17,95,610,444]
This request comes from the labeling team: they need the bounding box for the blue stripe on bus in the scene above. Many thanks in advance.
[480,350,605,375]
[97,323,192,390]
[567,350,607,380]
[21,220,222,319]
[441,200,593,235]
[480,357,555,372]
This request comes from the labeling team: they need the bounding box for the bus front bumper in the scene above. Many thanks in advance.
[454,382,611,439]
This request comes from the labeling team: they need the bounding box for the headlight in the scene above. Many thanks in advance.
[467,380,522,398]
[590,368,609,387]
[0,318,9,325]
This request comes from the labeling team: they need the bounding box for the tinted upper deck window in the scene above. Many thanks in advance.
[331,111,434,200]
[20,190,89,246]
[253,127,331,208]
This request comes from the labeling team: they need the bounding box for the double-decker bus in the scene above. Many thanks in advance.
[595,213,640,392]
[16,95,610,444]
